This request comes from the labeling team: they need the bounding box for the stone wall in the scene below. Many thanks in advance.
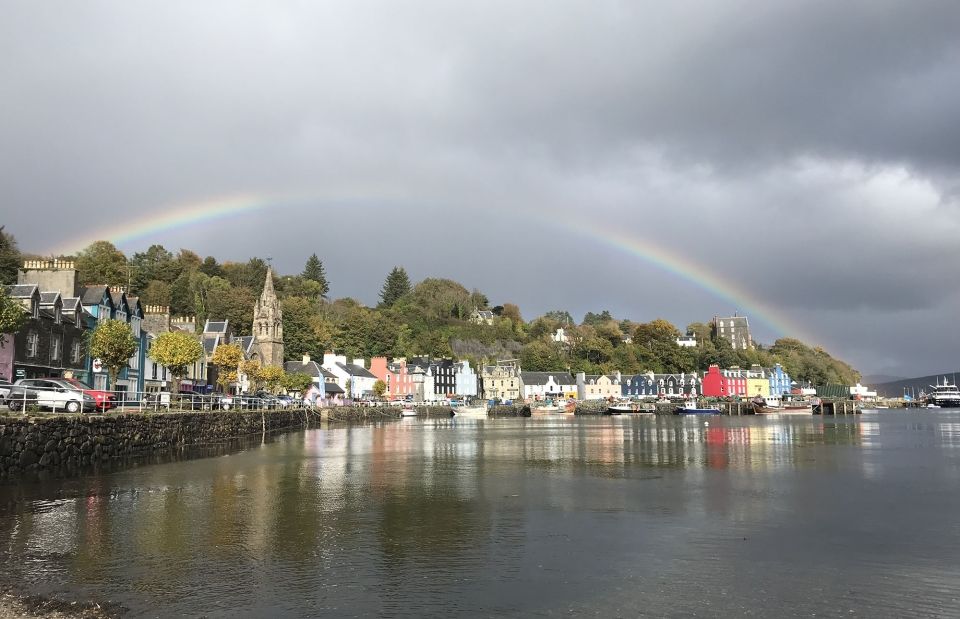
[0,409,311,477]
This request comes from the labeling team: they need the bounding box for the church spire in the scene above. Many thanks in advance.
[261,266,276,303]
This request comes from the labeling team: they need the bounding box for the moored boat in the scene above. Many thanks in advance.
[606,400,635,414]
[676,399,720,415]
[400,406,417,417]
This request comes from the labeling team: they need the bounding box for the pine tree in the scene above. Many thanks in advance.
[301,254,329,297]
[379,266,411,307]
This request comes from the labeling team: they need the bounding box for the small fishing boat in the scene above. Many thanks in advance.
[676,400,720,415]
[531,399,575,415]
[400,406,418,417]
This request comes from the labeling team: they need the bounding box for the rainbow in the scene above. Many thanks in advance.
[47,193,273,256]
[48,191,816,345]
[549,216,816,345]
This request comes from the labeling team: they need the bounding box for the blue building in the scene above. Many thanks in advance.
[622,372,701,398]
[767,363,792,396]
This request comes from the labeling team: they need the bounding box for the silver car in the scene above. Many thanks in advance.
[7,378,96,413]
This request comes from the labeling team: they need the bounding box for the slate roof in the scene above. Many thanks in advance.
[109,291,125,307]
[7,284,38,299]
[204,320,229,334]
[323,381,345,394]
[285,360,323,377]
[202,335,220,355]
[337,362,377,380]
[62,298,80,312]
[39,292,61,305]
[79,286,108,305]
[521,371,575,386]
[233,335,255,355]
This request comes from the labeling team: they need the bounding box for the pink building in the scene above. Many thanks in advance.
[369,356,416,400]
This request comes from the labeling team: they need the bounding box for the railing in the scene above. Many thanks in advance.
[1,389,315,415]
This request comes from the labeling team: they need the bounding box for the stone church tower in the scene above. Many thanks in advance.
[252,267,284,367]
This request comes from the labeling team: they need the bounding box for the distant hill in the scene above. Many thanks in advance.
[872,372,960,398]
[862,374,906,385]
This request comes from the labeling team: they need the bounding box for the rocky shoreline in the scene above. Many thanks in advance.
[0,589,121,619]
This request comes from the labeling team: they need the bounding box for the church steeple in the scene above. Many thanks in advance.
[252,267,284,367]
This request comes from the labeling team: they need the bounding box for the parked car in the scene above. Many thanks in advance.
[0,379,13,403]
[58,377,116,411]
[174,391,214,411]
[7,378,97,413]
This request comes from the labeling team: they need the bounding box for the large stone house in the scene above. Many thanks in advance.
[481,361,522,402]
[2,284,87,382]
[713,314,753,350]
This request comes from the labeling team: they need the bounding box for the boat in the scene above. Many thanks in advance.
[752,394,813,415]
[675,399,720,415]
[400,406,418,417]
[454,404,488,418]
[926,378,960,408]
[531,399,575,415]
[606,400,635,414]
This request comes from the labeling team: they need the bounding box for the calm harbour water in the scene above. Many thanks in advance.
[2,410,960,617]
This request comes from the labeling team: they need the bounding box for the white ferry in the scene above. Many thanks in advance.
[926,378,960,408]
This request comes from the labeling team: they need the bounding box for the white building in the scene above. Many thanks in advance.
[321,353,378,399]
[676,334,697,348]
[520,371,577,400]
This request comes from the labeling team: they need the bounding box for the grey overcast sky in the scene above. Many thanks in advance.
[3,1,959,378]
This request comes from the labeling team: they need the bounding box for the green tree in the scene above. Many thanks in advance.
[302,254,330,297]
[282,297,325,361]
[141,280,172,306]
[379,266,411,307]
[373,379,387,399]
[148,331,204,394]
[199,256,224,278]
[211,343,244,393]
[0,226,22,285]
[76,241,128,286]
[128,244,177,291]
[88,319,139,390]
[520,340,566,371]
[281,372,313,395]
[0,286,28,347]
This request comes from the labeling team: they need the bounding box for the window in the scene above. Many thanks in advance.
[32,300,39,318]
[26,332,39,357]
[50,336,61,361]
[71,341,82,364]
[55,306,61,324]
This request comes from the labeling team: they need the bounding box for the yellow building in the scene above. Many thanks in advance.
[746,366,769,398]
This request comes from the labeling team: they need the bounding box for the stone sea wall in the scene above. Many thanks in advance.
[0,409,311,478]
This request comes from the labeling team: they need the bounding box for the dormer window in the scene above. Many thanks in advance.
[32,299,39,318]
[55,306,61,324]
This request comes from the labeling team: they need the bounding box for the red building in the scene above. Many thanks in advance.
[702,365,748,398]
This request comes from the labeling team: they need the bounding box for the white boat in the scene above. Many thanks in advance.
[607,401,635,414]
[400,407,418,417]
[455,405,488,418]
[926,378,960,408]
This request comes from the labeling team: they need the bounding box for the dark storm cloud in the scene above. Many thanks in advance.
[2,0,959,375]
